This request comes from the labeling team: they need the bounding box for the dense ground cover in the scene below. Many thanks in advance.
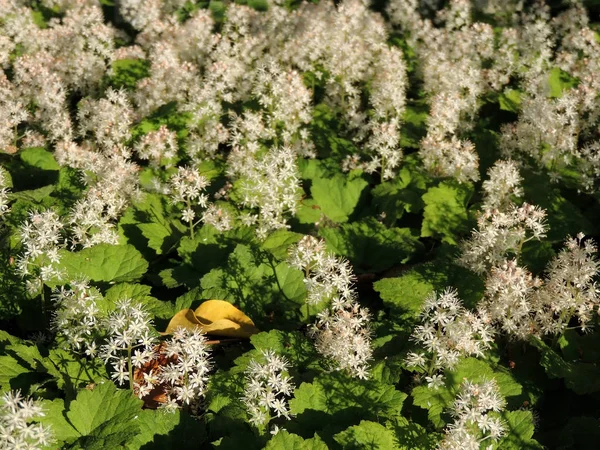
[2,0,600,448]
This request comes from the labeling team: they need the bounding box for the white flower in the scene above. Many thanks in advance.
[438,379,506,450]
[0,390,54,450]
[242,349,295,428]
[309,300,373,379]
[406,288,494,374]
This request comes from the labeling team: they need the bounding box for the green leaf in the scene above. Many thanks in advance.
[421,181,472,245]
[262,230,303,260]
[39,398,81,444]
[388,416,439,449]
[320,218,423,273]
[531,337,600,394]
[304,174,368,223]
[110,58,150,90]
[548,67,578,98]
[127,409,207,450]
[20,147,59,171]
[66,382,143,449]
[371,161,427,224]
[373,261,485,317]
[0,355,31,392]
[334,421,398,449]
[45,348,107,391]
[498,410,543,449]
[289,373,406,435]
[10,185,55,203]
[265,430,328,450]
[55,244,149,284]
[499,89,522,113]
[138,222,181,255]
[104,283,174,319]
[412,358,522,428]
[274,263,306,304]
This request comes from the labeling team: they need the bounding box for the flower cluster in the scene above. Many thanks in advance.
[134,327,212,413]
[16,210,64,294]
[234,146,301,239]
[405,288,494,383]
[100,299,157,388]
[289,235,373,378]
[459,161,547,275]
[532,234,600,334]
[481,260,542,340]
[54,141,140,248]
[481,235,600,339]
[134,125,178,168]
[242,349,295,428]
[52,280,102,356]
[168,166,211,236]
[0,390,54,450]
[309,300,373,379]
[438,378,506,450]
[288,235,356,307]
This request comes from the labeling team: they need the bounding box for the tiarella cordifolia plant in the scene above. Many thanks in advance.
[309,299,373,379]
[288,235,356,308]
[0,390,54,450]
[532,234,600,334]
[459,160,548,274]
[405,288,494,385]
[52,280,102,356]
[3,0,600,448]
[438,379,506,450]
[289,235,373,377]
[242,349,295,429]
[134,327,212,413]
[100,299,157,389]
[16,210,64,296]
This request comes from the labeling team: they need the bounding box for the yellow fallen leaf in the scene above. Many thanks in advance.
[163,308,202,335]
[195,300,259,338]
[163,300,259,338]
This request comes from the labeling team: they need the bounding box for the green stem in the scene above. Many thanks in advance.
[127,345,134,391]
[187,199,195,239]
